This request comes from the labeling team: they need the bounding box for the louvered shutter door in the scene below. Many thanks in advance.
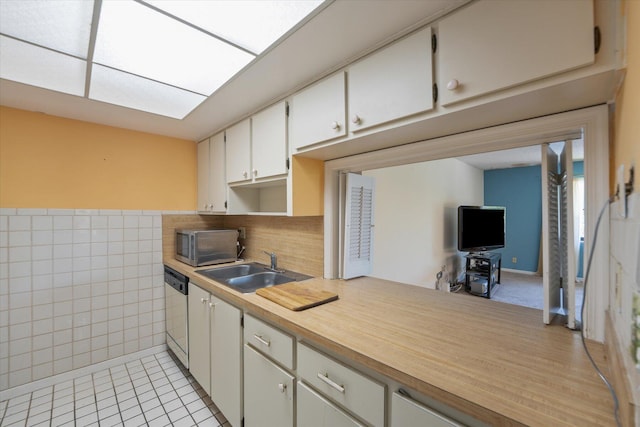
[343,173,375,279]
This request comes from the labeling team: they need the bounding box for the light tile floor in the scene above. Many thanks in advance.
[0,351,228,427]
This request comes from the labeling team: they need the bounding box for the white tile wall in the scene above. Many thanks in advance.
[0,208,165,391]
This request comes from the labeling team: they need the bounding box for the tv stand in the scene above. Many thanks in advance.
[465,252,501,298]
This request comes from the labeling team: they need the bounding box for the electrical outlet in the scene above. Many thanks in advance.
[512,257,517,264]
[238,227,246,239]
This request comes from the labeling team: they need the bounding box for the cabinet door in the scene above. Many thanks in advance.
[391,392,462,427]
[210,296,243,427]
[290,72,346,150]
[348,26,433,133]
[208,132,227,212]
[187,284,210,394]
[244,345,294,427]
[298,381,364,427]
[197,139,210,212]
[438,0,594,106]
[252,101,287,179]
[226,118,251,184]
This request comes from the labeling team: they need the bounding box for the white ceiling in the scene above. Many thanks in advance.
[0,0,322,119]
[456,139,585,171]
[0,0,469,142]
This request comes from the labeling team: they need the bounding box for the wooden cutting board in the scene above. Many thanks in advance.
[256,282,339,311]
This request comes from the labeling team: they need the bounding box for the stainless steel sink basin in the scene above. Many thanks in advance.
[196,262,312,293]
[197,263,266,281]
[226,272,296,293]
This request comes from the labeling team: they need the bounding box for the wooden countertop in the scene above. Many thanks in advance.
[164,259,616,427]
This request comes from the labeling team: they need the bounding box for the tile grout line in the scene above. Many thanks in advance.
[127,355,158,425]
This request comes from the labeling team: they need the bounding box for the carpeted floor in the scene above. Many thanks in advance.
[460,270,584,320]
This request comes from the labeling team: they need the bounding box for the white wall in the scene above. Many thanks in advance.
[609,193,640,396]
[363,158,483,288]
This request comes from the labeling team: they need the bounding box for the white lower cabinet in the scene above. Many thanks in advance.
[297,342,386,427]
[187,284,211,394]
[391,391,462,427]
[297,381,364,427]
[210,295,243,427]
[187,284,242,426]
[243,344,294,427]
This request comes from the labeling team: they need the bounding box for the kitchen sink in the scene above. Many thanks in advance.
[196,262,312,293]
[197,263,266,281]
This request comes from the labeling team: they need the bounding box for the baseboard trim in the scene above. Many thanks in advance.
[0,345,168,402]
[501,268,539,276]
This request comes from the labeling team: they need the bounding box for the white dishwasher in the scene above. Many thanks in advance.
[164,265,189,368]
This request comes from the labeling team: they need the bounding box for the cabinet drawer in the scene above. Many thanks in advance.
[244,314,294,369]
[391,391,462,427]
[297,342,385,427]
[298,381,365,427]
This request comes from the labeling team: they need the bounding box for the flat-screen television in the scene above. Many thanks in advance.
[457,206,506,252]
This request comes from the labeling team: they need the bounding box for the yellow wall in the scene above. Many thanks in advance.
[0,106,196,210]
[613,0,640,188]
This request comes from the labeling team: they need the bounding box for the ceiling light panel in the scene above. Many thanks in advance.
[0,35,86,96]
[89,64,206,119]
[0,0,94,58]
[145,0,324,54]
[94,0,254,95]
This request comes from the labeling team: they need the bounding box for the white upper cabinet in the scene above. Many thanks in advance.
[225,118,251,184]
[348,26,433,133]
[197,138,211,212]
[251,101,288,179]
[290,72,347,150]
[197,133,226,213]
[438,0,594,106]
[208,133,226,212]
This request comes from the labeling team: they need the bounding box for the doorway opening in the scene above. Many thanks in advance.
[324,105,609,341]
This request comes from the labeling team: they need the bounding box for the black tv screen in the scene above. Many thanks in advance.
[458,206,506,252]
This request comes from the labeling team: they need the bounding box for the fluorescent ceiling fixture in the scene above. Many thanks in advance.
[0,35,86,96]
[145,0,324,54]
[0,0,93,58]
[0,0,325,119]
[95,0,254,96]
[90,64,205,119]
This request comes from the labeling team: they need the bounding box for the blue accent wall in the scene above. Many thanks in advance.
[484,165,542,272]
[483,161,584,273]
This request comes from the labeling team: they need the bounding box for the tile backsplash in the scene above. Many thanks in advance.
[0,208,168,391]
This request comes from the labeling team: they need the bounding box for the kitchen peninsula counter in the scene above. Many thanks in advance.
[164,258,615,427]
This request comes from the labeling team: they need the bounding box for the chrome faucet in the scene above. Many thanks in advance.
[263,251,278,271]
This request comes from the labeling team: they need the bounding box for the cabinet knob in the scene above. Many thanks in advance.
[209,302,217,309]
[331,121,340,130]
[278,383,287,393]
[351,115,361,125]
[446,79,459,90]
[253,169,258,176]
[243,171,248,178]
[200,297,208,304]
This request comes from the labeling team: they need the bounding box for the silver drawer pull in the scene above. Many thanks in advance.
[253,334,271,347]
[317,372,345,393]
